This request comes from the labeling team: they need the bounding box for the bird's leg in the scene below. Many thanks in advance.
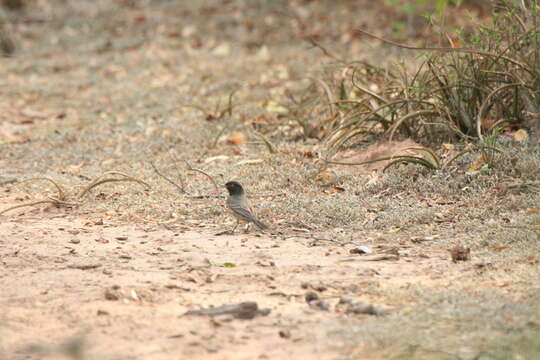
[243,222,251,233]
[230,219,240,234]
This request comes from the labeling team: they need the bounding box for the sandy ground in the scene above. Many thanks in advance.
[0,199,471,360]
[1,1,539,359]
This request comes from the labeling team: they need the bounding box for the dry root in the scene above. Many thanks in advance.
[0,172,151,216]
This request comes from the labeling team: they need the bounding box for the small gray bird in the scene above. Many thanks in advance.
[221,181,268,232]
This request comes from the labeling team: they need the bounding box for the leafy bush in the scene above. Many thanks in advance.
[294,0,539,158]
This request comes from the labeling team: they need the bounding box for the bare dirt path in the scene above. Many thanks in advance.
[1,1,539,359]
[1,203,471,360]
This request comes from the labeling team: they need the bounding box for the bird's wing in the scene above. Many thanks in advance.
[229,202,256,220]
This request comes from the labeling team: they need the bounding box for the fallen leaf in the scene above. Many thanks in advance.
[211,261,236,268]
[105,210,117,218]
[264,100,288,114]
[513,129,528,142]
[101,158,115,167]
[441,143,454,151]
[472,154,486,166]
[525,208,539,214]
[212,42,231,57]
[227,132,246,145]
[493,245,512,250]
[204,155,229,164]
[236,159,264,166]
[332,185,345,192]
[68,162,84,174]
[256,45,271,61]
[466,165,482,173]
[20,109,49,119]
[320,171,331,179]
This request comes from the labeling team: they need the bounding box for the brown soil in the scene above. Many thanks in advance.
[1,1,539,360]
[2,200,472,360]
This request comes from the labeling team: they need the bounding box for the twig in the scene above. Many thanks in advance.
[21,177,67,201]
[351,66,389,104]
[286,233,364,248]
[306,37,348,64]
[251,129,277,154]
[150,161,187,194]
[506,181,540,189]
[354,29,532,74]
[0,198,78,216]
[187,194,225,199]
[476,83,521,140]
[184,161,220,193]
[388,110,440,141]
[0,178,17,185]
[78,172,150,199]
[339,254,399,262]
[209,124,228,149]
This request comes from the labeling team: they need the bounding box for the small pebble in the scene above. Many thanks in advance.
[279,329,291,339]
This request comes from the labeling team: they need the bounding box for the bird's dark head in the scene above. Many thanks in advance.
[223,181,245,196]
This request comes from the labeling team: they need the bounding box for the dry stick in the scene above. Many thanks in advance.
[0,178,17,185]
[0,200,58,215]
[476,83,521,140]
[388,109,441,141]
[312,78,337,117]
[306,37,348,64]
[0,198,78,215]
[251,129,277,154]
[0,178,77,215]
[78,172,150,199]
[354,29,533,74]
[320,154,397,167]
[21,177,67,201]
[286,234,365,248]
[209,124,228,149]
[150,161,187,194]
[184,161,220,193]
[351,66,389,104]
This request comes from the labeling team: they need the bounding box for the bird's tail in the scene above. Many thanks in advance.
[253,218,268,230]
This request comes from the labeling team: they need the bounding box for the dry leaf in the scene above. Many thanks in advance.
[212,42,231,57]
[513,129,528,142]
[472,154,486,166]
[68,162,84,174]
[332,186,345,192]
[20,109,49,119]
[204,155,229,164]
[525,208,539,214]
[236,159,264,166]
[467,165,482,172]
[441,143,455,151]
[226,132,246,145]
[105,210,118,218]
[256,45,271,61]
[264,100,288,114]
[101,158,115,167]
[493,245,512,251]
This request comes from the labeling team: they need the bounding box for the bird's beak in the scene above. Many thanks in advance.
[219,184,226,188]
